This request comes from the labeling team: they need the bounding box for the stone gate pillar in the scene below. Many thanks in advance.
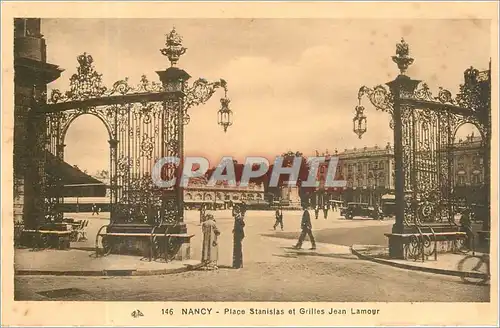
[14,18,62,231]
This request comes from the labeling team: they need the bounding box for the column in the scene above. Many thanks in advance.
[157,66,190,229]
[386,75,420,258]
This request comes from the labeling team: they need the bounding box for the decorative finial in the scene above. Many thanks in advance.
[392,38,414,75]
[160,27,187,67]
[464,66,479,85]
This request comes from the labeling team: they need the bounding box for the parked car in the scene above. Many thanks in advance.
[380,194,396,218]
[342,202,381,220]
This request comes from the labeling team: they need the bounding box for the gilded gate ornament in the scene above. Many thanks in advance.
[392,38,414,75]
[160,27,187,67]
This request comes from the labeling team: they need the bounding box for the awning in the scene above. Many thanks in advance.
[45,150,106,197]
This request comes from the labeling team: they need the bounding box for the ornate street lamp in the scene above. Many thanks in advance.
[353,103,367,138]
[218,89,233,132]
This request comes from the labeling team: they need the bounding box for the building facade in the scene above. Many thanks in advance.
[339,142,395,205]
[183,177,266,210]
[312,143,395,206]
[311,134,486,208]
[451,134,486,206]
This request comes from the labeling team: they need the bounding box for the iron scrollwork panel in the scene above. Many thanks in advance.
[401,104,453,226]
[114,101,167,226]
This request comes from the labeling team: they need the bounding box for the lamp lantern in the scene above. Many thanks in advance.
[218,96,233,132]
[353,104,367,139]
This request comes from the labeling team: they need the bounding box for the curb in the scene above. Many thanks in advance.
[15,263,196,277]
[350,246,488,279]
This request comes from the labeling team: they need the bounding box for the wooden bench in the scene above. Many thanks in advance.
[22,229,72,250]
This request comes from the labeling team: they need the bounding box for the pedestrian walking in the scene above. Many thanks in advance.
[240,201,247,218]
[323,204,329,219]
[201,213,221,270]
[273,208,284,231]
[294,203,316,250]
[91,203,98,216]
[314,205,320,220]
[232,207,245,269]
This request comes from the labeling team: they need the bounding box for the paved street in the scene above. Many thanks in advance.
[15,210,489,302]
[15,256,489,302]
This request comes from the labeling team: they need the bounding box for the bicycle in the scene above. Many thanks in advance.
[457,252,490,285]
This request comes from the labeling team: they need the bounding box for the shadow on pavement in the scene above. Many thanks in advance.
[279,247,359,261]
[272,254,299,259]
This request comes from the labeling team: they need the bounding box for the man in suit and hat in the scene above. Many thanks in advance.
[294,202,316,250]
[232,204,245,268]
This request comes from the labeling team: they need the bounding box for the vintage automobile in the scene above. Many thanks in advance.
[342,202,381,220]
[380,194,396,218]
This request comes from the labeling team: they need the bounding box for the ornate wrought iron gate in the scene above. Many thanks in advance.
[42,28,230,235]
[356,39,491,258]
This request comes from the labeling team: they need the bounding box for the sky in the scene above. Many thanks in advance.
[41,18,490,174]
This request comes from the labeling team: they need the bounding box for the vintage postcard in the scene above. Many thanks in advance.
[1,1,498,326]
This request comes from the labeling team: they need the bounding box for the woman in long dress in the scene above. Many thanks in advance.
[232,208,245,269]
[201,213,220,270]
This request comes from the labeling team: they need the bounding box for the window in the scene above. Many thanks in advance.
[457,175,465,185]
[378,174,385,186]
